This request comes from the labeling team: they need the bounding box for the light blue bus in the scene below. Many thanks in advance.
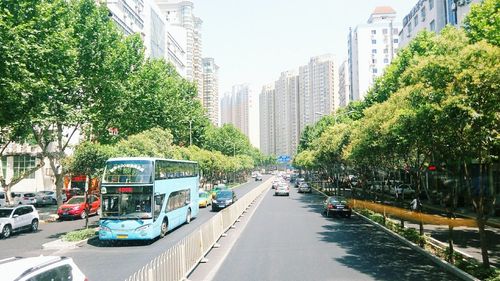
[98,157,200,241]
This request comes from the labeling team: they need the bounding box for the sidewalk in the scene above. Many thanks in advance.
[422,203,500,228]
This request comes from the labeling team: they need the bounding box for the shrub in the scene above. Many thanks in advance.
[369,213,385,225]
[62,228,97,242]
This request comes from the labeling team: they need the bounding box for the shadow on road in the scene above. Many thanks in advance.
[293,191,458,281]
[86,236,157,247]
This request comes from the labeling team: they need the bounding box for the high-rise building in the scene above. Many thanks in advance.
[220,85,250,137]
[399,0,481,48]
[348,6,401,101]
[274,70,299,157]
[155,0,203,98]
[338,60,350,108]
[202,58,219,126]
[299,54,337,132]
[259,85,276,155]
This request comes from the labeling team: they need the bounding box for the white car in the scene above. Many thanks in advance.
[0,256,87,281]
[0,205,39,239]
[11,192,37,205]
[274,184,290,196]
[35,191,67,205]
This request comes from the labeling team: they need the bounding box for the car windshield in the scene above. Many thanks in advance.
[216,191,232,199]
[67,197,85,204]
[0,209,13,218]
[101,193,153,219]
[103,160,153,184]
[330,197,347,204]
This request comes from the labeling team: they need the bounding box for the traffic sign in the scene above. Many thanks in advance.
[277,155,291,163]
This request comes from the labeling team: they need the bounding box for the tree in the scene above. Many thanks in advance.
[203,124,253,157]
[463,0,500,46]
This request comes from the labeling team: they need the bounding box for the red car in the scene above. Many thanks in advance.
[57,195,100,219]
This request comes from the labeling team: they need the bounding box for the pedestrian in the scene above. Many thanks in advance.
[410,197,420,211]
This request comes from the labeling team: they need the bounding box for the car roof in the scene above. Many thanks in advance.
[0,256,71,280]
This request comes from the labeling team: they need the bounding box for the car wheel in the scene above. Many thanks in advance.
[31,219,39,232]
[160,220,168,238]
[80,211,87,219]
[185,209,191,224]
[2,224,12,238]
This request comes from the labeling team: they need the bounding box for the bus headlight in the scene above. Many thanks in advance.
[100,225,111,232]
[135,224,151,232]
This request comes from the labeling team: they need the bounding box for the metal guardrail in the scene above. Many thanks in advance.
[125,178,272,281]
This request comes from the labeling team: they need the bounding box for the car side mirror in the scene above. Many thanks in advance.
[13,214,19,218]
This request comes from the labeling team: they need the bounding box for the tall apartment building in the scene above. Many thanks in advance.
[156,0,203,98]
[202,58,219,125]
[298,54,337,132]
[348,6,401,101]
[399,0,481,47]
[338,60,350,108]
[259,85,276,156]
[220,85,250,137]
[274,70,300,157]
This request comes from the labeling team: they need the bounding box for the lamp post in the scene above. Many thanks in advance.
[189,119,192,146]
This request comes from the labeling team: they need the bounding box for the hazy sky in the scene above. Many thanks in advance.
[193,0,416,147]
[194,0,416,95]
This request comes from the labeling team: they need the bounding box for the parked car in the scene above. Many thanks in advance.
[198,191,211,208]
[35,191,67,206]
[297,183,312,193]
[391,184,415,197]
[11,192,37,205]
[0,256,87,281]
[255,174,263,181]
[274,183,290,196]
[212,190,237,211]
[0,205,39,239]
[0,192,5,207]
[322,196,351,218]
[57,195,100,220]
[295,178,305,188]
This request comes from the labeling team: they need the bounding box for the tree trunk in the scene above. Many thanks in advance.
[478,217,490,268]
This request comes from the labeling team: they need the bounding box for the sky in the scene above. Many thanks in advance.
[193,0,417,147]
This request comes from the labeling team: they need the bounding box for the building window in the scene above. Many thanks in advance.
[383,28,388,35]
[384,58,389,63]
[393,38,399,43]
[372,59,377,64]
[393,28,399,35]
[429,0,434,10]
[371,39,377,44]
[421,7,426,21]
[384,48,388,54]
[414,15,419,26]
[373,68,378,74]
[372,49,377,54]
[13,155,36,179]
[430,20,436,31]
[371,30,376,35]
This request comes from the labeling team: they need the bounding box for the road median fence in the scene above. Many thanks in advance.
[125,178,272,281]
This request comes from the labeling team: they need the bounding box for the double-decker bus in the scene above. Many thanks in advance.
[98,157,200,241]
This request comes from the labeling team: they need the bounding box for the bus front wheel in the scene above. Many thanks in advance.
[160,220,168,238]
[186,208,191,224]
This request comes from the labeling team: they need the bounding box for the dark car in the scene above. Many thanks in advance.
[297,182,312,193]
[295,178,305,188]
[212,190,237,211]
[322,196,351,218]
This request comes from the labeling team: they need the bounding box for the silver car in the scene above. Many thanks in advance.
[298,183,312,193]
[274,184,290,196]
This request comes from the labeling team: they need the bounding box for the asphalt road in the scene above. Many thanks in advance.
[210,183,459,281]
[52,177,268,281]
[0,213,100,259]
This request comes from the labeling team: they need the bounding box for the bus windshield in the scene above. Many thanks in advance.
[103,160,153,184]
[101,192,152,219]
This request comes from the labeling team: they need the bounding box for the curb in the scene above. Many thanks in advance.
[355,210,479,281]
[42,236,95,250]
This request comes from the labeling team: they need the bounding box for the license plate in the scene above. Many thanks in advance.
[343,209,349,211]
[219,205,225,208]
[63,212,68,215]
[117,235,128,239]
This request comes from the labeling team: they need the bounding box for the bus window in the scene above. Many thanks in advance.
[154,194,165,220]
